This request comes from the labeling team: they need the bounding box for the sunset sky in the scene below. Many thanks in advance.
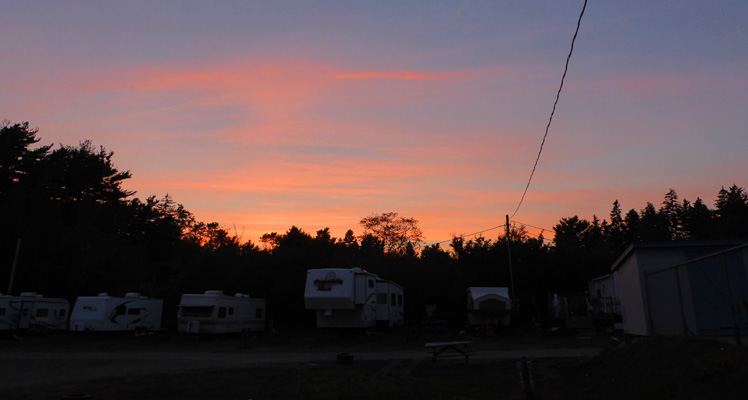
[2,1,747,246]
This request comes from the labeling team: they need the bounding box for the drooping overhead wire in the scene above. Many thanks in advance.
[420,219,551,249]
[510,0,588,220]
[510,221,552,241]
[460,224,507,239]
[419,1,587,250]
[421,223,507,249]
[510,221,551,233]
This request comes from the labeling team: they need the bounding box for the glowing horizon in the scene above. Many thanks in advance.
[2,2,746,247]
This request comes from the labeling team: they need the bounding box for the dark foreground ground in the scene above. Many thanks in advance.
[1,328,746,400]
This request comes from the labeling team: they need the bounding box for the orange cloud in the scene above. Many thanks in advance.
[37,59,517,155]
[33,57,601,247]
[134,153,463,197]
[188,203,513,247]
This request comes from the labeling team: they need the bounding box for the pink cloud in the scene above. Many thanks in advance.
[33,58,669,247]
[134,154,463,198]
[606,76,683,96]
[334,70,470,81]
[33,59,523,156]
[596,64,748,99]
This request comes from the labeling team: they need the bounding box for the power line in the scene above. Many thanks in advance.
[419,1,587,249]
[521,230,547,240]
[462,223,507,238]
[420,219,552,249]
[510,0,588,220]
[510,220,552,233]
[508,221,551,242]
[421,223,506,249]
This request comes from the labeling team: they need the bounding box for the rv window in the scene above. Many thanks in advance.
[255,308,263,318]
[127,308,141,316]
[22,308,29,316]
[228,307,234,316]
[391,293,396,306]
[180,306,213,317]
[218,307,227,318]
[0,308,5,316]
[59,309,67,317]
[368,280,374,288]
[36,308,49,318]
[398,294,403,306]
[116,305,126,315]
[377,293,387,304]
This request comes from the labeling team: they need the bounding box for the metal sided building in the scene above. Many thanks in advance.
[609,240,748,337]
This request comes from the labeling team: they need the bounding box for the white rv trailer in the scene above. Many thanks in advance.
[304,268,404,328]
[376,278,405,328]
[0,292,70,331]
[467,287,512,326]
[69,293,164,332]
[177,290,266,334]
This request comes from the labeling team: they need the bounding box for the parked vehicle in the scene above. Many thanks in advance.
[304,268,404,328]
[69,293,163,332]
[466,287,512,326]
[177,290,266,334]
[0,292,69,331]
[376,278,405,328]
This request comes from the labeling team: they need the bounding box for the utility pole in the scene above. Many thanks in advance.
[506,215,517,311]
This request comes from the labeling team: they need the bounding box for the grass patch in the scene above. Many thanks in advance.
[536,336,748,400]
[11,359,525,400]
[6,332,746,399]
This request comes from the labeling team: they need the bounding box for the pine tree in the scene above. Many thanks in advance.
[714,185,748,238]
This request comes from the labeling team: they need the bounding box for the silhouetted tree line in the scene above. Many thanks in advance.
[2,121,747,328]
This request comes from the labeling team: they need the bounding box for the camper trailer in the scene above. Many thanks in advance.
[304,268,404,328]
[69,293,163,332]
[467,287,512,326]
[376,278,405,328]
[0,292,69,331]
[177,290,266,334]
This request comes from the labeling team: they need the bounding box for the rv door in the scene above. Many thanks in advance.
[18,301,32,329]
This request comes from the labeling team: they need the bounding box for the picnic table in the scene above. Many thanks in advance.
[425,341,474,363]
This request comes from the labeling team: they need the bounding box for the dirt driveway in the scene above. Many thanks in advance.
[0,330,612,399]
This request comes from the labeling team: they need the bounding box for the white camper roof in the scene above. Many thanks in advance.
[468,287,510,300]
[76,293,158,301]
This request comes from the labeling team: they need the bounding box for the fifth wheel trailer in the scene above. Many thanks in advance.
[69,293,163,332]
[177,290,266,334]
[0,292,69,331]
[304,268,404,328]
